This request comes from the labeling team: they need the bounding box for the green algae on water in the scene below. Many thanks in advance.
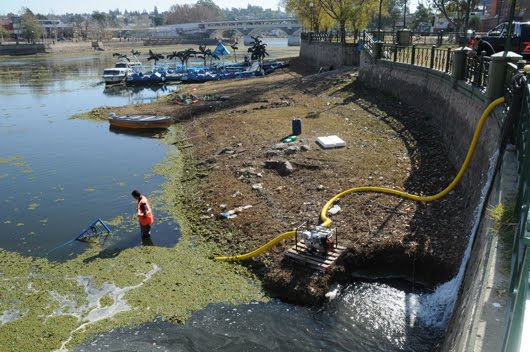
[0,124,267,352]
[0,240,265,351]
[27,203,40,211]
[104,215,124,227]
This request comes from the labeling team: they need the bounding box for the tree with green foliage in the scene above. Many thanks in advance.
[152,6,165,26]
[411,3,434,32]
[0,25,9,43]
[19,8,43,43]
[283,0,328,32]
[284,0,376,42]
[91,11,108,40]
[468,15,480,31]
[166,0,223,24]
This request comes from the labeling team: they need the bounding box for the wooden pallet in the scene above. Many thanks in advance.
[285,241,347,271]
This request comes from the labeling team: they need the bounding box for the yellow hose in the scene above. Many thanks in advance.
[320,96,505,226]
[215,97,505,261]
[215,231,296,261]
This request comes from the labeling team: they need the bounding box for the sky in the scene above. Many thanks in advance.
[1,0,284,15]
[2,0,419,16]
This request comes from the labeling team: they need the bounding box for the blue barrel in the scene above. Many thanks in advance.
[292,118,302,136]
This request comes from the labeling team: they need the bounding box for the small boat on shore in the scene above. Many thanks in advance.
[107,113,173,129]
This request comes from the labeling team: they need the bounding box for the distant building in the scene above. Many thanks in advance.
[9,16,73,40]
[481,0,530,31]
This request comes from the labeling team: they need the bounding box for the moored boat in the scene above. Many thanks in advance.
[102,67,133,85]
[107,113,173,129]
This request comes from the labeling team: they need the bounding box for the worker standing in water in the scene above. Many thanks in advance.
[131,190,154,240]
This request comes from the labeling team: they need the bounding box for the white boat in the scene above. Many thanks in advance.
[114,54,143,70]
[115,59,142,70]
[102,67,132,85]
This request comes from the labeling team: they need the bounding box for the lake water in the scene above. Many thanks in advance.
[0,54,181,260]
[0,46,447,351]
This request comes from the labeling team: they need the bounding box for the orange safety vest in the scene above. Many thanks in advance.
[137,195,154,225]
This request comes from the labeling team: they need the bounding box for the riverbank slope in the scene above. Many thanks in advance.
[88,58,471,305]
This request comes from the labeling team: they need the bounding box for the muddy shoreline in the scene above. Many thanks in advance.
[91,58,471,305]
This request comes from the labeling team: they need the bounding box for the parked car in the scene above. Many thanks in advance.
[479,22,530,58]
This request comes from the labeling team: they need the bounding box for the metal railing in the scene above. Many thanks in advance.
[363,33,530,350]
[503,76,530,352]
[380,44,454,75]
[301,31,359,44]
[464,53,490,90]
[366,30,472,46]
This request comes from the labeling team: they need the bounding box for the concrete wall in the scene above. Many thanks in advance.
[299,39,360,68]
[358,51,503,204]
[357,50,509,351]
[0,43,49,56]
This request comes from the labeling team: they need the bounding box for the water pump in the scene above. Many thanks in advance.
[299,226,335,254]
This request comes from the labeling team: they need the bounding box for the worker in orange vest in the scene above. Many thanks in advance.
[131,189,154,239]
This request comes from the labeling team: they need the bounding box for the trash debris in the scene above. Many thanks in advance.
[328,205,341,215]
[316,135,346,149]
[220,205,253,219]
[174,94,227,105]
[282,135,297,143]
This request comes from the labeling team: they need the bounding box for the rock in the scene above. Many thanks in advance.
[266,149,282,157]
[237,167,259,178]
[264,160,294,176]
[301,144,311,152]
[252,183,263,190]
[317,184,325,191]
[220,204,227,209]
[218,147,234,155]
[285,145,300,155]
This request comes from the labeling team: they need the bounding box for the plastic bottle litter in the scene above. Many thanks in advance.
[328,205,341,215]
[220,205,253,219]
[282,135,297,143]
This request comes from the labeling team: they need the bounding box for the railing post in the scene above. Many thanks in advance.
[374,41,383,59]
[486,51,523,100]
[452,46,472,81]
[430,45,435,69]
[411,45,416,66]
[393,44,398,62]
[445,47,452,73]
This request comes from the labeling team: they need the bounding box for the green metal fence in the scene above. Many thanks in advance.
[363,32,530,351]
[503,79,530,352]
[380,44,454,75]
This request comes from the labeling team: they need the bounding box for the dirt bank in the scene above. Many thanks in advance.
[96,58,470,305]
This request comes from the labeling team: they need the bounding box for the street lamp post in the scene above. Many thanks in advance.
[378,0,383,40]
[504,0,517,53]
[309,2,313,32]
[403,0,407,28]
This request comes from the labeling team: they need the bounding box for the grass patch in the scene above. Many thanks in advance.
[488,202,516,268]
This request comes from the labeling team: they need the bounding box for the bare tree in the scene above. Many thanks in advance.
[431,0,478,33]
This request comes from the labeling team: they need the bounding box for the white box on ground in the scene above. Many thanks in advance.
[316,135,346,149]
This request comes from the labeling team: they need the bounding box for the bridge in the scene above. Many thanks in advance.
[145,18,303,46]
[196,18,302,46]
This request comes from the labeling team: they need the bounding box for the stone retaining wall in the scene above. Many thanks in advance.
[357,51,503,205]
[357,50,508,351]
[299,39,360,69]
